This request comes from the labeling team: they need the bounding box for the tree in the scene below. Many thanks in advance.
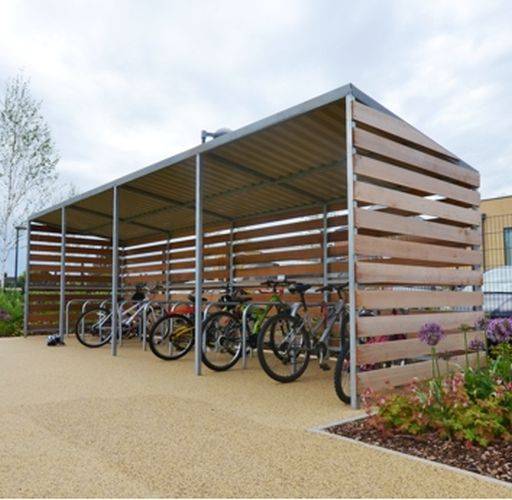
[0,73,59,288]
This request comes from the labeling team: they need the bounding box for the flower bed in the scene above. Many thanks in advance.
[328,319,512,484]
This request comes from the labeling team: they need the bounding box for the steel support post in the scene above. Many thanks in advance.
[346,94,359,409]
[23,222,31,337]
[58,207,66,340]
[111,186,119,356]
[322,204,329,303]
[165,234,171,303]
[228,223,235,288]
[194,153,203,375]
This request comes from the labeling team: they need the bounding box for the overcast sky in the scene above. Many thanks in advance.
[1,0,511,203]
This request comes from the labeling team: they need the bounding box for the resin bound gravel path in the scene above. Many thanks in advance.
[0,336,510,498]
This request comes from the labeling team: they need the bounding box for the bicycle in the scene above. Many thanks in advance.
[334,308,409,404]
[257,282,349,383]
[201,280,293,372]
[148,293,203,361]
[74,287,161,348]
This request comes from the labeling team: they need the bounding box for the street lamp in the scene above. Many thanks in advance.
[201,127,231,144]
[14,225,27,287]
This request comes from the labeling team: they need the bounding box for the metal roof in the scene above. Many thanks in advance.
[30,83,476,244]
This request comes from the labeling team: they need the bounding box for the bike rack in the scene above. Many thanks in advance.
[65,299,89,337]
[241,301,297,369]
[200,299,289,370]
[141,300,179,351]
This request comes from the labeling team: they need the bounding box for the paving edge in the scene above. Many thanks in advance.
[309,414,512,492]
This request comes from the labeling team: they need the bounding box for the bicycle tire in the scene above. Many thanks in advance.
[334,342,351,404]
[202,311,242,371]
[148,313,194,361]
[75,307,112,348]
[257,312,310,383]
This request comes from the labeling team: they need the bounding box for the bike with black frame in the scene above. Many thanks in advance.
[201,280,294,372]
[256,282,350,383]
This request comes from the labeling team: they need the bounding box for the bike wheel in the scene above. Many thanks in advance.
[202,311,242,371]
[257,312,310,383]
[75,307,112,348]
[334,343,351,404]
[149,313,194,361]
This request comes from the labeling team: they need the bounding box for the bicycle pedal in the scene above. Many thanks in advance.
[319,363,331,371]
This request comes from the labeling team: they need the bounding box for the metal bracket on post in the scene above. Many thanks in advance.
[346,94,359,409]
[59,207,66,340]
[194,153,203,376]
[111,186,119,356]
[23,221,31,338]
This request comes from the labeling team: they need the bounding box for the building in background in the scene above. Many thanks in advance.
[481,195,512,270]
[481,195,512,317]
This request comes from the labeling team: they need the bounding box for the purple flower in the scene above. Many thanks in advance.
[486,318,512,344]
[418,323,446,346]
[468,338,485,351]
[474,317,489,332]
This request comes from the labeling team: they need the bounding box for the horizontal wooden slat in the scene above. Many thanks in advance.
[355,208,481,246]
[355,235,482,266]
[235,233,324,253]
[354,155,479,207]
[354,128,480,187]
[235,248,322,265]
[358,352,481,391]
[354,181,480,226]
[236,263,324,279]
[28,312,59,322]
[353,101,457,159]
[357,262,481,286]
[30,233,110,246]
[357,311,483,338]
[30,244,112,256]
[356,290,483,310]
[30,253,111,265]
[357,330,485,364]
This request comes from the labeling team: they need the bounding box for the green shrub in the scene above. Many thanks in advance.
[0,289,23,337]
[363,342,512,447]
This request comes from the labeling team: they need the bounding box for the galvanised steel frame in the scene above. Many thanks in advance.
[25,84,479,407]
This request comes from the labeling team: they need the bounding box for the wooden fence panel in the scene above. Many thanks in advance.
[351,98,483,393]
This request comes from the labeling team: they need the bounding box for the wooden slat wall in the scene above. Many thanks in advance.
[122,206,349,305]
[27,222,112,333]
[351,100,483,392]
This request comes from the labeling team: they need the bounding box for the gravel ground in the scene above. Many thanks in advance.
[0,336,510,498]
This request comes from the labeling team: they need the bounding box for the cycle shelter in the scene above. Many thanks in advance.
[24,83,483,408]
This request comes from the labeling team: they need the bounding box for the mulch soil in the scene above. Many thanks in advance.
[327,418,512,485]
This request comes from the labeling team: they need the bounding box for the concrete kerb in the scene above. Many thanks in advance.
[309,413,512,492]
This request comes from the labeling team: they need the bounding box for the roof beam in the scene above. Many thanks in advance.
[207,153,326,203]
[69,205,165,235]
[82,158,344,236]
[123,195,347,245]
[122,185,233,222]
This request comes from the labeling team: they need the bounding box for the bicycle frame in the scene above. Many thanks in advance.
[287,298,347,357]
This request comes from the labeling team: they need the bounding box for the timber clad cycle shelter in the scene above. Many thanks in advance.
[24,84,484,408]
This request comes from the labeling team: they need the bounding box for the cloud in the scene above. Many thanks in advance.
[0,0,511,201]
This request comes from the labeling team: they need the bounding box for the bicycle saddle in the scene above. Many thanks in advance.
[316,282,349,293]
[288,282,311,294]
[232,296,252,303]
[187,293,207,303]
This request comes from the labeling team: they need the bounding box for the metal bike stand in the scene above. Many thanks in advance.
[240,301,290,369]
[141,299,179,351]
[65,299,87,338]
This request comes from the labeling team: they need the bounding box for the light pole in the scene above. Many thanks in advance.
[14,225,27,287]
[201,127,231,144]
